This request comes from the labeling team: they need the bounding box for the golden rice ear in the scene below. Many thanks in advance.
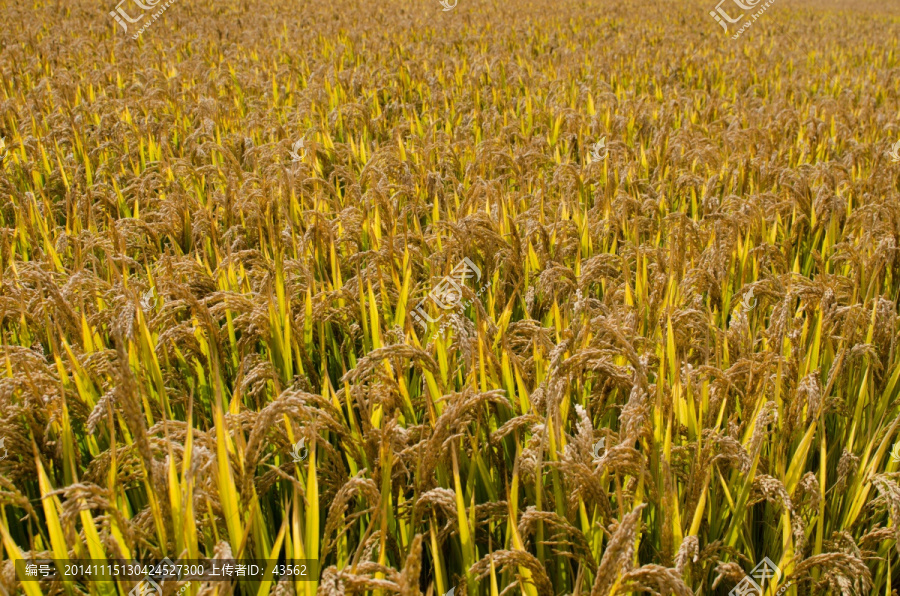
[615,564,694,596]
[468,549,554,596]
[674,535,699,576]
[397,534,424,596]
[2,1,900,594]
[320,473,380,562]
[783,551,873,594]
[871,475,900,557]
[590,503,645,596]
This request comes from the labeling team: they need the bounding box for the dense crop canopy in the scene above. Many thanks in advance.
[0,0,899,594]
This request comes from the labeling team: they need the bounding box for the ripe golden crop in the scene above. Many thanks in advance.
[0,0,898,594]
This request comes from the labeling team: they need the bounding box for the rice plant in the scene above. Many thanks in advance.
[0,0,899,594]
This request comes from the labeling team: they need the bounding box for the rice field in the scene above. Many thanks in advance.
[1,0,900,594]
